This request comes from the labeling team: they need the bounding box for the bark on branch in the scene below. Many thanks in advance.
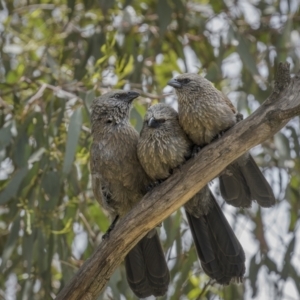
[56,62,300,300]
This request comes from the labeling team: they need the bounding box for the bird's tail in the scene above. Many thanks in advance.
[125,230,170,298]
[219,154,275,208]
[186,192,245,285]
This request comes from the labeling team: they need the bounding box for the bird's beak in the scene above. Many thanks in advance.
[126,91,140,102]
[167,78,182,89]
[148,117,159,128]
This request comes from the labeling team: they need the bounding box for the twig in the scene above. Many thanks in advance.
[79,212,96,241]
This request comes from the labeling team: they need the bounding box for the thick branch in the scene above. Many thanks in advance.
[56,63,300,300]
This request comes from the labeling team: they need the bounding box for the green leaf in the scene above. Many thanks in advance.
[37,229,48,274]
[63,108,82,174]
[28,148,45,164]
[41,171,61,209]
[87,203,109,232]
[130,106,144,133]
[274,132,291,160]
[264,256,278,274]
[187,286,201,299]
[42,171,61,197]
[157,0,172,35]
[248,254,260,297]
[21,279,34,300]
[0,215,21,272]
[276,18,292,63]
[0,123,12,150]
[58,235,74,283]
[205,62,220,82]
[289,266,300,294]
[84,90,95,114]
[235,29,259,76]
[22,229,37,273]
[13,132,31,168]
[0,167,28,205]
[281,236,296,280]
[287,126,300,157]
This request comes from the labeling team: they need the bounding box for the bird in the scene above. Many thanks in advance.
[137,103,245,284]
[90,90,169,297]
[167,73,275,208]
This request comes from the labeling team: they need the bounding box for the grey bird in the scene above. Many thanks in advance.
[137,103,245,284]
[167,73,275,208]
[90,90,169,297]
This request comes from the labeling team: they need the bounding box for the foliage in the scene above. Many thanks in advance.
[0,0,300,299]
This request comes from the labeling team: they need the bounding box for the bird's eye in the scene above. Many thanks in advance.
[181,78,190,84]
[114,94,120,99]
[158,119,166,123]
[106,119,113,124]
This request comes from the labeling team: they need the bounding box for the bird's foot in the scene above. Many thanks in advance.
[191,144,203,158]
[211,129,229,142]
[146,179,165,192]
[102,231,110,240]
[169,166,181,175]
[236,112,244,123]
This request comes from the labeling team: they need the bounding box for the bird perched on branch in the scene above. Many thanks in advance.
[90,90,169,298]
[168,73,275,208]
[137,103,245,284]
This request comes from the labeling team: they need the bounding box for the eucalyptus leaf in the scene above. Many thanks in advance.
[0,215,21,272]
[63,108,82,174]
[0,167,28,205]
[0,123,12,150]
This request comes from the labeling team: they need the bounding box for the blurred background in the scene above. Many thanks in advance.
[0,0,300,299]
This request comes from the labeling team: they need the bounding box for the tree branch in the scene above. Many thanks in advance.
[56,63,300,300]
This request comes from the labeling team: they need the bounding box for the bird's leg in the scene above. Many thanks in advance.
[102,215,119,240]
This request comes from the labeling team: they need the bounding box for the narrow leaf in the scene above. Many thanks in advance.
[63,108,82,174]
[0,167,28,205]
[0,216,21,272]
[0,123,12,150]
[235,29,259,76]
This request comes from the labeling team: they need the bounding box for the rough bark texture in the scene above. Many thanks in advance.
[56,63,300,300]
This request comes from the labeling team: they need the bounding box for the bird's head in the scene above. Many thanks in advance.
[167,73,214,103]
[141,103,180,136]
[91,90,139,129]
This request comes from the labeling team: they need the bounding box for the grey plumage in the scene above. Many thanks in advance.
[168,73,275,208]
[137,103,245,284]
[90,91,169,297]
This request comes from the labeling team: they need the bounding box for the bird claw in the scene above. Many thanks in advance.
[236,112,244,123]
[191,145,202,158]
[146,179,164,192]
[102,231,110,240]
[212,130,227,142]
[102,215,119,240]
